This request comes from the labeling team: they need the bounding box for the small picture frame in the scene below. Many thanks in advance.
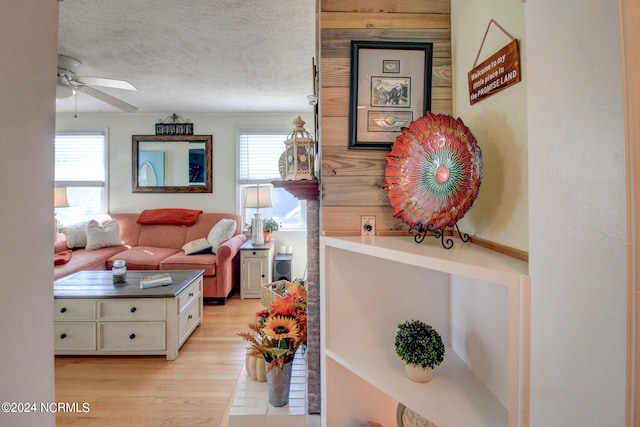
[349,41,433,149]
[383,60,400,73]
[370,77,411,107]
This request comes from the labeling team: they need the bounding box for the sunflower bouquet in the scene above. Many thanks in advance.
[238,281,307,373]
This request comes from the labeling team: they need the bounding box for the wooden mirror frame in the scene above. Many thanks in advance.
[132,134,212,193]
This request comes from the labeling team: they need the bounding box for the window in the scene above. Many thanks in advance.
[54,130,108,225]
[238,131,305,230]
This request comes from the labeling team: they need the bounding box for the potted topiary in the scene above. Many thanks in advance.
[394,319,445,383]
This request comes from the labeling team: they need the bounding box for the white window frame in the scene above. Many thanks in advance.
[54,129,109,224]
[237,130,306,231]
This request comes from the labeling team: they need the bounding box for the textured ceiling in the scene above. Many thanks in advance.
[56,0,316,114]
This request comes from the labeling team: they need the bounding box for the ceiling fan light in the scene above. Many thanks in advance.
[56,83,75,99]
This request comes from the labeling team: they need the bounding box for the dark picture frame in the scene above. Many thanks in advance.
[349,41,433,149]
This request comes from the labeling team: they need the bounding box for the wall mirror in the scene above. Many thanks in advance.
[132,135,212,193]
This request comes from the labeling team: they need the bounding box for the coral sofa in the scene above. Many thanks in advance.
[54,210,247,304]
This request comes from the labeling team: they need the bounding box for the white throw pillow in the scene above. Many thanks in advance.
[182,238,213,255]
[61,221,90,248]
[85,219,122,250]
[207,219,237,253]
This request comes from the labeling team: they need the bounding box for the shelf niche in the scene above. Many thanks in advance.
[320,235,530,427]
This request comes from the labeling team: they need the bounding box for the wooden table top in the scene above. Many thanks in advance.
[240,240,274,251]
[53,270,205,299]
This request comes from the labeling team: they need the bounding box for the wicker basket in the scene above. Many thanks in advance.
[261,280,291,308]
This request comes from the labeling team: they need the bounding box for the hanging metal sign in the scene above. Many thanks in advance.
[468,39,520,105]
[155,113,193,135]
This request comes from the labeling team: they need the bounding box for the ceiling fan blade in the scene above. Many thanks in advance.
[75,76,137,91]
[78,85,138,112]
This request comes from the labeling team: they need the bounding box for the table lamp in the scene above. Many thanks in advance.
[244,185,272,245]
[54,187,69,241]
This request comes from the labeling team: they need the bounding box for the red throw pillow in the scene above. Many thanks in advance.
[136,208,203,226]
[54,249,73,265]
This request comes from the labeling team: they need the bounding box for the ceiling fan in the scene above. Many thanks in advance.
[56,54,138,112]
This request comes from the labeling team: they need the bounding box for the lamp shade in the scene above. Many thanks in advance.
[54,187,70,208]
[244,185,273,209]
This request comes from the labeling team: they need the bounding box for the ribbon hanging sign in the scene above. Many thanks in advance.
[467,20,521,105]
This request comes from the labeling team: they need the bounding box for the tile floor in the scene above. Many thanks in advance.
[228,351,320,427]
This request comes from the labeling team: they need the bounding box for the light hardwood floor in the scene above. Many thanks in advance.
[55,296,263,427]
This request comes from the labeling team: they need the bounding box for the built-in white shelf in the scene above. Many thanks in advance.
[320,235,530,427]
[323,235,527,287]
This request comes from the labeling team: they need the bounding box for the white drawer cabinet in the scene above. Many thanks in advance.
[178,299,201,345]
[177,279,202,347]
[54,299,95,320]
[98,299,166,321]
[177,280,200,312]
[99,322,166,351]
[240,240,274,299]
[54,270,204,360]
[54,322,96,351]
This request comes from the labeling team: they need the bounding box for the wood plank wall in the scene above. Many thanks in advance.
[319,0,453,234]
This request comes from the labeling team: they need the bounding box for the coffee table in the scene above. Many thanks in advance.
[54,269,204,360]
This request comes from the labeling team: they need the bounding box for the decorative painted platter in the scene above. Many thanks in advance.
[385,112,482,231]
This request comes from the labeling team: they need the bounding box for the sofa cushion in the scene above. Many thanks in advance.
[110,213,142,246]
[207,218,237,253]
[107,246,180,270]
[54,249,73,265]
[137,224,187,249]
[61,221,90,248]
[182,238,212,255]
[184,213,242,243]
[86,219,122,250]
[54,245,128,280]
[137,208,202,226]
[160,252,216,276]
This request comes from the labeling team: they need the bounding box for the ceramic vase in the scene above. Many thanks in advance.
[404,363,433,383]
[266,359,293,407]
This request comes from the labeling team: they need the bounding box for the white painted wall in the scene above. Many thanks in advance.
[450,276,509,408]
[450,0,527,417]
[525,1,627,425]
[55,112,311,278]
[0,2,58,427]
[451,0,628,423]
[451,0,528,251]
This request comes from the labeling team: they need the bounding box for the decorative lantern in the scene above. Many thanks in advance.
[284,116,315,180]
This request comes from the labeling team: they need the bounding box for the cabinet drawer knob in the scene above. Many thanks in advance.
[189,292,194,297]
[60,333,67,339]
[129,333,136,340]
[130,307,137,313]
[188,314,193,320]
[252,251,257,255]
[60,307,67,313]
[261,274,265,278]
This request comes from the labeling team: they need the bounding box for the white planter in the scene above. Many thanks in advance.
[404,363,433,383]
